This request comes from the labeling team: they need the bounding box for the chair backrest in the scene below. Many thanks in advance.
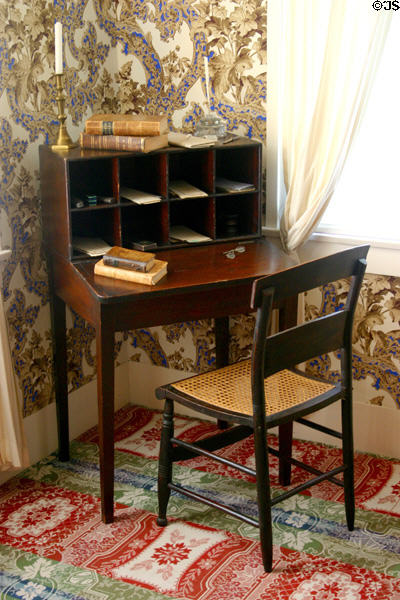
[250,245,369,389]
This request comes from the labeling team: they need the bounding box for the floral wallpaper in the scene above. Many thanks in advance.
[305,275,400,409]
[0,0,399,421]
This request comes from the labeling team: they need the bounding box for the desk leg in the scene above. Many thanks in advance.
[278,295,298,486]
[96,308,115,524]
[215,316,230,429]
[49,292,69,461]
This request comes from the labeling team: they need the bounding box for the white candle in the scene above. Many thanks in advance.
[55,22,63,75]
[204,56,211,110]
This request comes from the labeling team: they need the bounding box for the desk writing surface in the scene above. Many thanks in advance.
[48,234,297,524]
[73,237,294,303]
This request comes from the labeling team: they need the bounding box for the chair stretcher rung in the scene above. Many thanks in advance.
[296,417,343,439]
[169,482,259,527]
[170,425,253,462]
[171,436,257,478]
[271,465,346,506]
[267,445,345,487]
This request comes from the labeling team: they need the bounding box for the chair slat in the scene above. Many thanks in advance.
[263,311,347,376]
[251,245,369,308]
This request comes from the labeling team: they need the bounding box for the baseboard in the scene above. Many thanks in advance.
[3,361,398,487]
[0,362,131,485]
[128,363,400,459]
[293,400,400,459]
[127,361,203,419]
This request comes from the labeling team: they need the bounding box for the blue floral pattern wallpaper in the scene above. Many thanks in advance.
[305,276,400,410]
[0,0,399,418]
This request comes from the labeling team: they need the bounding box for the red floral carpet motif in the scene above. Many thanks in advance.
[1,405,399,599]
[0,478,102,561]
[79,405,400,515]
[2,493,398,600]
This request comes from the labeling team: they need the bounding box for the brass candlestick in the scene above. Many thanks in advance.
[51,73,77,150]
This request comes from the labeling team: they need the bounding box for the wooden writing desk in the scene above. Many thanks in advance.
[39,141,296,523]
[49,237,296,523]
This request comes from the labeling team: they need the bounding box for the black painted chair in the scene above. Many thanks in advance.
[156,245,369,572]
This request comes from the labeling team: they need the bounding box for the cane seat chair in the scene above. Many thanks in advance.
[155,245,369,572]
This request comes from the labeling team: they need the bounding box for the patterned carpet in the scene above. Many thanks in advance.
[1,404,400,599]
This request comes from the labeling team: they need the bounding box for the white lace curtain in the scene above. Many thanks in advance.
[279,0,392,253]
[0,250,29,471]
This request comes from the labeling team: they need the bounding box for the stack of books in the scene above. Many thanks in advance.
[79,114,169,153]
[94,246,168,285]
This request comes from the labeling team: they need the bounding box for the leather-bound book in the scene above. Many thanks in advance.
[79,132,168,153]
[94,259,168,286]
[84,114,168,136]
[103,246,155,272]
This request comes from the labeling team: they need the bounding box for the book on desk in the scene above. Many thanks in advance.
[103,246,156,272]
[84,113,168,137]
[94,258,168,285]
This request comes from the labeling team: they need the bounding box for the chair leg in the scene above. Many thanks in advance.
[278,422,293,486]
[341,396,355,531]
[254,425,274,572]
[157,397,174,527]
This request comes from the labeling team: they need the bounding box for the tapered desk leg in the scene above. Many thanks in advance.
[215,316,230,429]
[96,306,115,524]
[49,292,69,461]
[278,295,298,486]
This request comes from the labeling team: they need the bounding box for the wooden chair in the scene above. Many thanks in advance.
[155,245,369,572]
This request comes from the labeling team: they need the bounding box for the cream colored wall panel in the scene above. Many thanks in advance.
[128,362,400,459]
[0,361,130,485]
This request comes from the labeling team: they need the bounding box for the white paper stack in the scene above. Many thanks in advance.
[169,180,208,199]
[169,226,212,243]
[72,237,112,257]
[215,177,255,193]
[168,132,217,148]
[120,187,162,204]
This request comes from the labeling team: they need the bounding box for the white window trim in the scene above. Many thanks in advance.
[265,0,400,278]
[0,208,11,264]
[265,0,284,233]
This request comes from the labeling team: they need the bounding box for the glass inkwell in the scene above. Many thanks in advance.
[195,113,226,138]
[195,57,227,140]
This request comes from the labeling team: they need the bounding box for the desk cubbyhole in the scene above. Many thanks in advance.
[68,159,114,202]
[121,203,164,247]
[71,207,119,253]
[168,150,213,196]
[40,139,261,263]
[215,145,259,190]
[119,154,167,198]
[169,197,214,241]
[216,194,259,238]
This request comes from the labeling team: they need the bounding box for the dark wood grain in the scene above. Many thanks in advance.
[74,238,292,303]
[39,140,297,524]
[49,290,69,460]
[96,304,116,523]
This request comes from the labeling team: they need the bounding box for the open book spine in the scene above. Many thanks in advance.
[79,133,168,153]
[84,114,168,136]
[94,259,167,285]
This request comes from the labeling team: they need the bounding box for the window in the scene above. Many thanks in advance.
[318,19,400,244]
[266,3,400,276]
